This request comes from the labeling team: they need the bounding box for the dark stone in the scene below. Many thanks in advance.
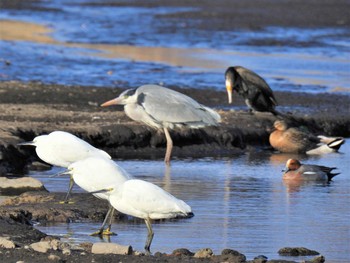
[171,248,194,256]
[304,255,326,263]
[253,254,268,263]
[278,247,320,256]
[221,248,246,262]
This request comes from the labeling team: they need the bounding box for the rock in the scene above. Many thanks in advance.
[304,255,326,263]
[0,237,16,249]
[30,241,51,253]
[78,242,93,253]
[133,250,145,256]
[27,161,51,171]
[221,248,246,262]
[194,248,214,258]
[48,254,61,261]
[253,255,268,263]
[0,177,46,195]
[91,242,132,255]
[278,247,320,256]
[62,248,71,255]
[172,248,194,256]
[154,252,166,257]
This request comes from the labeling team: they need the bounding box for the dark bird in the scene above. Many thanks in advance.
[225,66,279,115]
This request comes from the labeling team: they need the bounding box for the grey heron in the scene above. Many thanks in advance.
[101,84,221,164]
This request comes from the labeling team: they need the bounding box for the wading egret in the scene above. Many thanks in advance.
[63,157,130,235]
[225,66,278,114]
[18,131,111,202]
[68,157,193,254]
[101,84,221,164]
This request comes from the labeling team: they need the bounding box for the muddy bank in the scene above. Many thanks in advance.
[0,81,350,175]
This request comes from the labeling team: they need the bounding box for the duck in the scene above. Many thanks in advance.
[269,120,345,154]
[283,159,339,181]
[225,66,279,115]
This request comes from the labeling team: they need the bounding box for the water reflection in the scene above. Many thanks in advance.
[28,141,350,262]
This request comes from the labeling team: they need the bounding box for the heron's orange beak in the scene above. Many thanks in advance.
[225,80,233,104]
[101,98,119,107]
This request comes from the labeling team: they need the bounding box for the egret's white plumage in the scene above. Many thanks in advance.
[66,157,130,235]
[68,157,130,200]
[19,131,112,204]
[109,179,191,220]
[19,131,111,167]
[101,84,221,163]
[68,157,193,253]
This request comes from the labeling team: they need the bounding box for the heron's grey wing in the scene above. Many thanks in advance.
[137,85,219,124]
[235,67,277,105]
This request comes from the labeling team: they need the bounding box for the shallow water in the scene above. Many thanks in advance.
[30,140,350,262]
[0,1,349,93]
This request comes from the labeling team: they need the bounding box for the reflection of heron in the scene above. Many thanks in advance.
[270,120,345,154]
[64,157,130,236]
[225,66,278,114]
[76,158,194,254]
[101,84,221,164]
[283,159,339,181]
[18,131,111,202]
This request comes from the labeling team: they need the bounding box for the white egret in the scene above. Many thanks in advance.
[67,157,193,254]
[18,130,111,202]
[62,156,130,235]
[101,84,221,164]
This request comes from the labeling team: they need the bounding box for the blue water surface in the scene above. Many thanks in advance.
[0,0,349,93]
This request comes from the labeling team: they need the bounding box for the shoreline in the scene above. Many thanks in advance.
[0,80,349,176]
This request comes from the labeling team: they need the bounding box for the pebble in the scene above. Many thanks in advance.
[48,254,61,261]
[30,241,51,253]
[221,248,246,262]
[91,242,132,255]
[278,247,320,256]
[0,237,16,249]
[0,177,46,195]
[304,255,326,263]
[194,248,213,258]
[62,248,71,255]
[172,248,194,256]
[253,255,268,263]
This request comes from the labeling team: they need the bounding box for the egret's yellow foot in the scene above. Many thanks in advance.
[90,229,117,236]
[58,201,75,204]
